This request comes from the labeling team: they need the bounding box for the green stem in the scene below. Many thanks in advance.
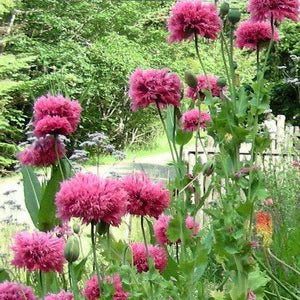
[141,216,154,300]
[263,247,282,299]
[220,31,233,96]
[221,28,237,102]
[172,108,180,163]
[63,154,77,174]
[265,290,291,300]
[39,270,46,299]
[262,15,275,75]
[194,33,211,92]
[69,262,79,300]
[197,131,209,162]
[107,227,111,261]
[155,101,179,177]
[54,139,65,181]
[247,113,259,240]
[91,222,102,295]
[175,243,179,264]
[253,253,299,300]
[216,273,230,291]
[256,46,260,76]
[267,248,300,276]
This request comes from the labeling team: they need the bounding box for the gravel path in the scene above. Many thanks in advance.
[0,152,173,227]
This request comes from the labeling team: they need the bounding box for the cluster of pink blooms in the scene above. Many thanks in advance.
[0,281,36,300]
[18,135,66,167]
[186,75,225,100]
[33,94,82,137]
[11,231,65,273]
[45,290,74,300]
[235,21,279,50]
[82,274,129,300]
[167,0,221,42]
[121,172,170,218]
[128,68,182,111]
[130,243,167,273]
[181,109,212,132]
[18,94,82,167]
[52,222,73,238]
[56,173,128,226]
[154,214,200,245]
[248,0,299,22]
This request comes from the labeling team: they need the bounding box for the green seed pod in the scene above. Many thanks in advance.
[220,2,230,17]
[217,77,227,87]
[228,9,241,25]
[73,223,80,234]
[184,71,198,89]
[96,221,110,235]
[64,236,80,263]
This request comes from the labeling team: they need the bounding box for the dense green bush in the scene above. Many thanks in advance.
[269,21,300,125]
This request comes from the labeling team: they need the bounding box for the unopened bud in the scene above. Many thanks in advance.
[217,77,227,87]
[203,162,214,176]
[228,9,241,25]
[184,71,198,89]
[247,257,255,265]
[220,2,230,17]
[73,223,80,234]
[64,236,80,263]
[96,221,110,235]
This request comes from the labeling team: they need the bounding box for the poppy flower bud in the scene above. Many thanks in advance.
[228,9,241,25]
[184,71,198,89]
[220,2,230,18]
[217,77,227,87]
[96,221,110,235]
[64,236,80,263]
[73,223,80,234]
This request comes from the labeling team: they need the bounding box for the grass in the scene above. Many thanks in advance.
[86,134,171,166]
[86,130,201,166]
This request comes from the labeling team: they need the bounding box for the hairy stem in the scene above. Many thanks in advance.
[141,216,154,300]
[91,222,102,295]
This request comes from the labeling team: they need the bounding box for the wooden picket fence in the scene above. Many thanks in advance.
[184,115,299,226]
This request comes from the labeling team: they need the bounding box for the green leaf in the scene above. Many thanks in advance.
[224,246,239,255]
[175,128,193,146]
[254,133,271,153]
[0,269,10,283]
[21,166,42,227]
[166,215,181,243]
[162,254,179,280]
[166,106,175,143]
[167,214,191,244]
[236,87,249,119]
[74,256,89,282]
[38,160,71,231]
[248,268,270,300]
[145,218,156,245]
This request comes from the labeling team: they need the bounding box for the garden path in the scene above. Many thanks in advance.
[0,152,173,227]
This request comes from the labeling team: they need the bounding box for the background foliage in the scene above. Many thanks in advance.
[0,0,298,174]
